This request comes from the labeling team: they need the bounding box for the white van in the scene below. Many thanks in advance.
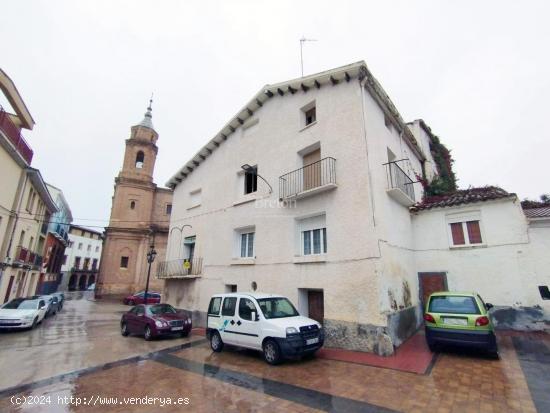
[206,292,324,365]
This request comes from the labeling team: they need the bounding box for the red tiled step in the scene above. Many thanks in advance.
[317,331,434,374]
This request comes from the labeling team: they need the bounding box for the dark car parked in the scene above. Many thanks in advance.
[30,295,60,317]
[123,291,161,306]
[52,292,65,309]
[120,304,192,340]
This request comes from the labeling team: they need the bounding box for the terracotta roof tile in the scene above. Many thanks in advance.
[410,186,515,212]
[523,206,550,218]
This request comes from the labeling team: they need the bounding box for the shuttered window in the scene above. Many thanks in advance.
[450,223,465,245]
[466,221,482,244]
[449,220,483,246]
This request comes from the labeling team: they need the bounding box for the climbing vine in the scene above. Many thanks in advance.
[417,134,457,198]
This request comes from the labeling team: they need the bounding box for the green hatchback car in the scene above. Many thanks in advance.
[424,292,498,357]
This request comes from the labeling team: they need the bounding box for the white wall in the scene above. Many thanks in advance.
[61,231,103,272]
[164,75,436,330]
[412,198,549,309]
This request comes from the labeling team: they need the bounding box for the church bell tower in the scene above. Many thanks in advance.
[97,99,171,296]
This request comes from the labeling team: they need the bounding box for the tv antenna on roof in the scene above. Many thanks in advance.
[300,37,317,77]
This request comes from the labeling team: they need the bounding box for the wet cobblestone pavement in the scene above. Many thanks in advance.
[0,294,548,412]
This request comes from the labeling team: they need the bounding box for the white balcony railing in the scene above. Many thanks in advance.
[157,257,203,279]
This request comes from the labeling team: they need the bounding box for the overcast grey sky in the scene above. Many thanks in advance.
[1,1,548,228]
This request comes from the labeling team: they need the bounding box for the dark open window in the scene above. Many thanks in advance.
[135,151,144,169]
[539,286,550,300]
[120,256,129,268]
[305,107,316,125]
[130,201,136,210]
[244,167,257,194]
[166,204,172,214]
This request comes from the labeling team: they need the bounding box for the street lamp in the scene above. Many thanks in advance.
[144,244,157,304]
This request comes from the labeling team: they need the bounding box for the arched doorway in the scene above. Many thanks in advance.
[87,275,95,288]
[78,275,87,291]
[68,274,77,291]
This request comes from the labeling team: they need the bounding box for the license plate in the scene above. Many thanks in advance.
[442,317,468,326]
[306,337,319,345]
[171,326,184,331]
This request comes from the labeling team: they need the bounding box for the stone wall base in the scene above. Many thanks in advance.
[180,307,424,357]
[324,319,395,356]
[387,305,423,347]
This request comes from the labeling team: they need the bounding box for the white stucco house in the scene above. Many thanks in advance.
[59,225,103,291]
[160,61,550,355]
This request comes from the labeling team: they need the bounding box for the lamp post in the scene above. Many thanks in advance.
[144,244,157,304]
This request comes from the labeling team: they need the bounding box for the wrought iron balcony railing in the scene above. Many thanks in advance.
[384,160,415,205]
[0,106,34,164]
[279,157,336,199]
[157,257,203,279]
[14,246,42,268]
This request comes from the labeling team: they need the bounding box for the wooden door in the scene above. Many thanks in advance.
[419,272,448,308]
[303,149,321,191]
[15,273,25,298]
[308,290,324,324]
[4,276,14,303]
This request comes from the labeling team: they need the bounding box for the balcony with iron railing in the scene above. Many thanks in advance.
[384,160,416,206]
[14,246,42,269]
[157,257,203,279]
[279,157,337,200]
[0,106,34,164]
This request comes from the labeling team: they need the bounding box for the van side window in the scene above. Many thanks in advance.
[239,298,256,321]
[208,297,222,315]
[221,297,237,316]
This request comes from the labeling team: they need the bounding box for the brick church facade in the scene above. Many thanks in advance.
[97,102,172,296]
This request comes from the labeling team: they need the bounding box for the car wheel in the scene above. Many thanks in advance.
[128,300,135,306]
[144,325,153,341]
[263,339,282,365]
[31,317,38,330]
[121,322,129,337]
[210,331,224,352]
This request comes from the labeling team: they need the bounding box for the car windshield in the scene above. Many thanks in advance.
[148,304,177,315]
[257,298,299,319]
[428,295,480,315]
[3,299,38,310]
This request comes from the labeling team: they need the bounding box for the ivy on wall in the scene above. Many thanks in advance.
[417,134,457,198]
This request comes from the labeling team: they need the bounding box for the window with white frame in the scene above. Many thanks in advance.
[240,232,255,258]
[447,212,483,247]
[296,214,327,256]
[189,189,201,209]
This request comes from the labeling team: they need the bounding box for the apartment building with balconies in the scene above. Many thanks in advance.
[38,183,73,294]
[160,62,440,354]
[60,225,103,291]
[0,69,58,303]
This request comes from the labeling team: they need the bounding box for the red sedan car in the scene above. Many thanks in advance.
[123,291,161,305]
[120,304,192,340]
